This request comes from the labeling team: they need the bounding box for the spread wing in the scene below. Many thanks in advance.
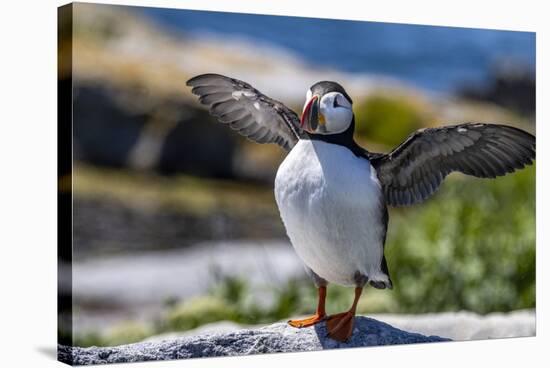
[370,123,536,207]
[186,74,303,151]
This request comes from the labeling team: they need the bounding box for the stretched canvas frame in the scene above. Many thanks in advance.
[57,2,536,366]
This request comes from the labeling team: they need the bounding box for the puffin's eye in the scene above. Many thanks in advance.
[333,95,341,108]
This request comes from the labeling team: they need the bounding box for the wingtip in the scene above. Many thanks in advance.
[185,74,202,87]
[185,73,209,87]
[186,73,227,87]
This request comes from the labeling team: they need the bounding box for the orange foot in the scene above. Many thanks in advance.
[288,313,326,328]
[326,311,355,342]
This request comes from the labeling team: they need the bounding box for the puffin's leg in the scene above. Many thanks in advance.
[326,272,367,342]
[288,285,327,328]
[325,287,362,341]
[288,268,328,328]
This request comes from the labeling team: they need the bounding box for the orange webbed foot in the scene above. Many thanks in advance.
[288,313,326,328]
[326,311,355,342]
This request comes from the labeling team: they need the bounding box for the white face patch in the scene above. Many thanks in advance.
[318,92,353,134]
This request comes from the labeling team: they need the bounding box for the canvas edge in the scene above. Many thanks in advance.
[58,2,75,366]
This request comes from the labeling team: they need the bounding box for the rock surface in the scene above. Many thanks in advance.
[143,309,535,343]
[59,317,449,365]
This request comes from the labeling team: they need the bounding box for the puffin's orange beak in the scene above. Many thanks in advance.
[301,95,319,133]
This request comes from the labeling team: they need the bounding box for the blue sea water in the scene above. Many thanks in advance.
[138,7,535,93]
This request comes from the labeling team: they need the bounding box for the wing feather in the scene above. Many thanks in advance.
[187,74,303,151]
[370,123,535,206]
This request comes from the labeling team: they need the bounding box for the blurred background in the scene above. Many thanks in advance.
[60,3,535,346]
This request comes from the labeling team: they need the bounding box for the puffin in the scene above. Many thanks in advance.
[186,73,535,342]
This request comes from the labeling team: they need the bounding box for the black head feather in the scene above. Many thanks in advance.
[309,81,353,104]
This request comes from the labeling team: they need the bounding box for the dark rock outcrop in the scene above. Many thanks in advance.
[73,84,237,178]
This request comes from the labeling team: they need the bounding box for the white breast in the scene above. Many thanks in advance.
[274,139,389,287]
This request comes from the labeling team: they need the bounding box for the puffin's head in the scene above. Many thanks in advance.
[301,81,354,135]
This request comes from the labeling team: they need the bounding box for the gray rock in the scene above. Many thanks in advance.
[58,317,449,365]
[373,309,535,340]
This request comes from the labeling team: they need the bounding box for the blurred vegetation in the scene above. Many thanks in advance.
[74,164,277,216]
[355,94,433,146]
[73,322,154,348]
[386,164,535,314]
[73,164,535,347]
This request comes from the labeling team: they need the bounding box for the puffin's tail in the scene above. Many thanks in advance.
[369,278,393,290]
[369,256,393,289]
